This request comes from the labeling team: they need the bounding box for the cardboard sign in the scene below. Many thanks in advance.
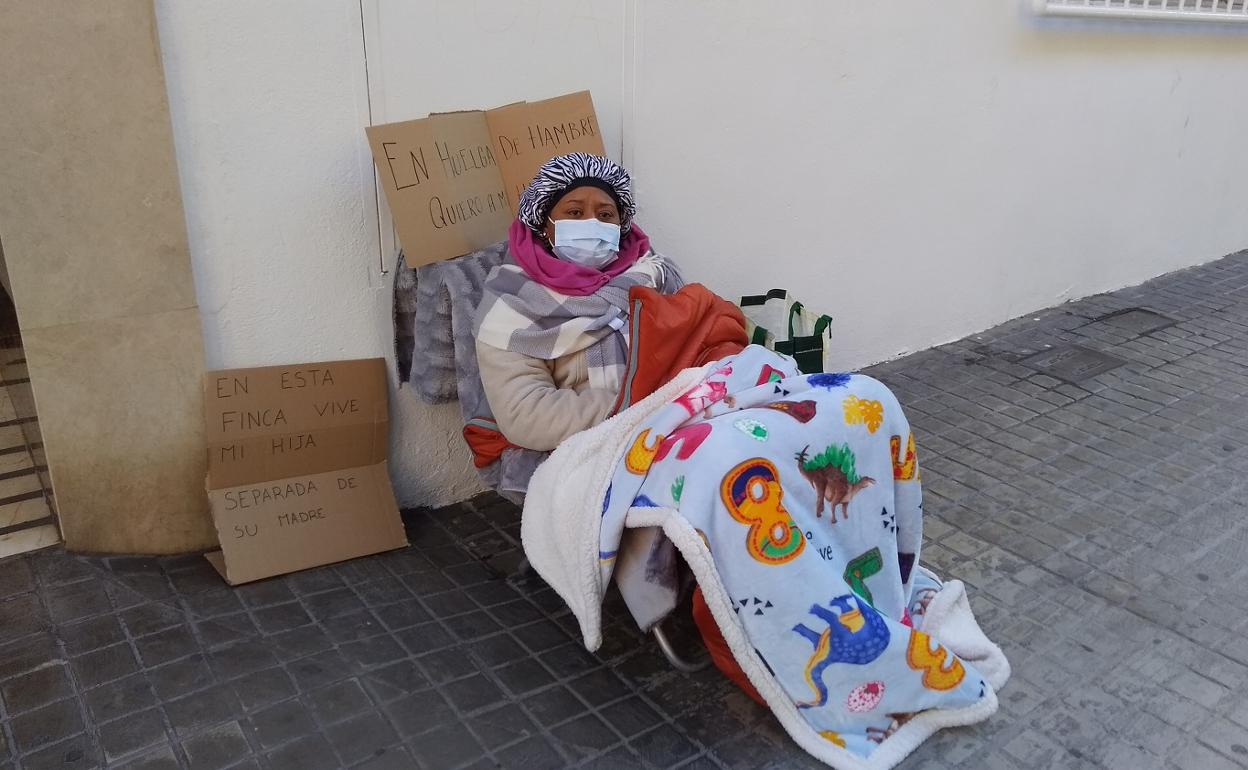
[485,92,607,213]
[366,91,605,268]
[202,358,407,584]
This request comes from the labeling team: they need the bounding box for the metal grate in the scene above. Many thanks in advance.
[1035,0,1248,21]
[1092,308,1177,335]
[1021,344,1127,383]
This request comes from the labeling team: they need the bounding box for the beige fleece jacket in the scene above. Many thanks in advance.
[476,339,618,451]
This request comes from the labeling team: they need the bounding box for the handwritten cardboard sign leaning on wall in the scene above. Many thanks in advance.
[365,90,606,268]
[202,358,407,585]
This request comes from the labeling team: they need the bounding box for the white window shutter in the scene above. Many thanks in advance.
[1034,0,1248,22]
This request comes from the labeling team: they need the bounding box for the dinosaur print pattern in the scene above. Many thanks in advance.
[625,429,664,474]
[656,423,712,462]
[846,681,886,713]
[819,731,847,748]
[589,346,996,760]
[808,372,852,390]
[906,630,966,691]
[735,419,769,441]
[793,594,891,709]
[757,364,787,385]
[721,459,806,565]
[844,548,884,607]
[675,380,733,417]
[843,395,885,433]
[796,444,876,521]
[763,400,817,423]
[898,552,916,584]
[891,433,919,481]
[866,713,917,744]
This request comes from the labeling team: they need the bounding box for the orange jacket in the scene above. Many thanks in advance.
[611,283,748,414]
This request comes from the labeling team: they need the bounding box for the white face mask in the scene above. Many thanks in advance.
[549,218,621,269]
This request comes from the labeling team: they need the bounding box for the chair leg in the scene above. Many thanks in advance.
[646,554,710,673]
[517,554,707,674]
[651,621,711,674]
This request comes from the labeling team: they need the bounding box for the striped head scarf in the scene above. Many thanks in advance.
[517,153,636,236]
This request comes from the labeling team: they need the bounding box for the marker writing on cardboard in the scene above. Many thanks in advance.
[281,368,335,389]
[214,434,318,465]
[314,399,359,417]
[277,508,325,527]
[436,141,497,178]
[428,191,508,230]
[221,409,286,433]
[227,476,358,536]
[216,369,336,434]
[224,480,319,510]
[526,115,597,152]
[215,376,249,398]
[272,434,317,453]
[204,358,403,583]
[382,142,430,191]
[495,114,597,160]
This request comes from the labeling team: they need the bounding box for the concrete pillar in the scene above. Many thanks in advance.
[0,1,214,552]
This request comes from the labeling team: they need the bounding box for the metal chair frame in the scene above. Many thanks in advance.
[514,556,709,672]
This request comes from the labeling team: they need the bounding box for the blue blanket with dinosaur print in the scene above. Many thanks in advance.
[597,346,1000,763]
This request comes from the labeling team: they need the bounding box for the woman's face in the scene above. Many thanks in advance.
[543,185,620,244]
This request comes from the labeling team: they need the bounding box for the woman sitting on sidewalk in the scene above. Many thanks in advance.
[474,152,684,451]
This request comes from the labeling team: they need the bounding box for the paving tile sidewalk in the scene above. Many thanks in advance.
[3,250,1248,769]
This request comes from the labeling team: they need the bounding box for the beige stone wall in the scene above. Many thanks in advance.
[0,0,213,553]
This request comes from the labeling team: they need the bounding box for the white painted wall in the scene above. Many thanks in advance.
[155,0,479,508]
[156,1,1248,509]
[363,0,626,262]
[626,0,1248,369]
[155,0,622,509]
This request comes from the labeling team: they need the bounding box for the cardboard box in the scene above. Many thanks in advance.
[366,90,605,268]
[202,358,407,584]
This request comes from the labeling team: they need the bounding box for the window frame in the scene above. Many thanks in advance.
[1033,0,1248,22]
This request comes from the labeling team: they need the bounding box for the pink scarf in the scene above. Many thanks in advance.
[508,219,652,297]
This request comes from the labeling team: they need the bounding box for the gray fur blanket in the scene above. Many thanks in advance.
[393,244,546,497]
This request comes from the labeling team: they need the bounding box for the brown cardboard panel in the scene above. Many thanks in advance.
[205,421,388,491]
[432,111,518,255]
[485,91,605,210]
[366,91,605,268]
[205,462,406,585]
[204,358,388,489]
[202,358,407,584]
[365,111,512,268]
